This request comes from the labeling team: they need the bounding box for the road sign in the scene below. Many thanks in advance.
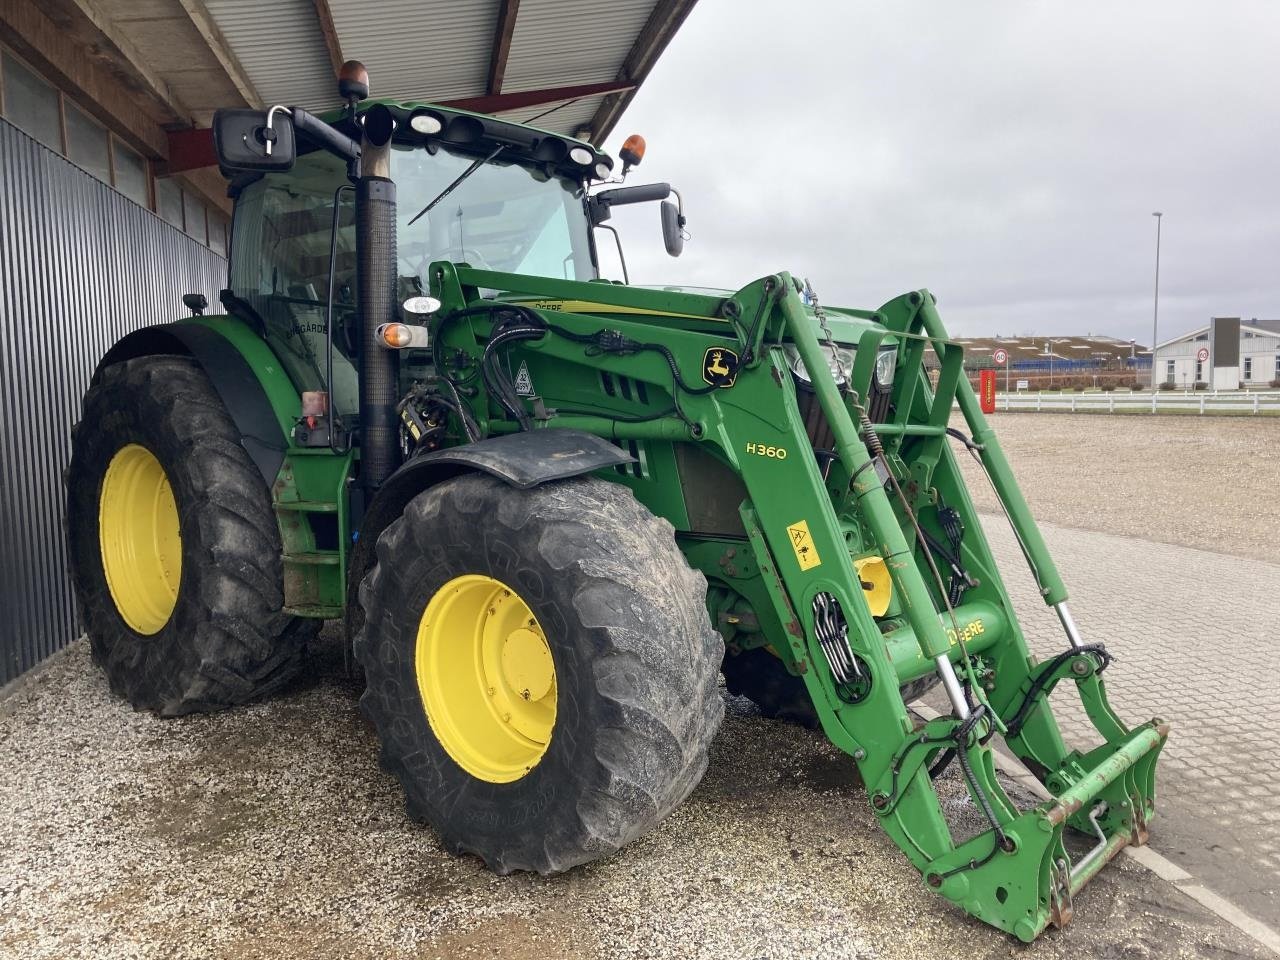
[1196,347,1209,362]
[993,348,1009,365]
[1016,379,1029,390]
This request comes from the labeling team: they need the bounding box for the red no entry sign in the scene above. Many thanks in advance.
[993,348,1009,365]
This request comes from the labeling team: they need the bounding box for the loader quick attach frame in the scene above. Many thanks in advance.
[424,263,1167,941]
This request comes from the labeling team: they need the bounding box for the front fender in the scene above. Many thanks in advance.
[95,317,299,484]
[344,429,635,638]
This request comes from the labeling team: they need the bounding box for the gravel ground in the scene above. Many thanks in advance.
[5,414,1277,958]
[0,636,1268,960]
[952,412,1280,562]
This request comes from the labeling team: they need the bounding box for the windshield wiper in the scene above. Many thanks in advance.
[407,144,504,226]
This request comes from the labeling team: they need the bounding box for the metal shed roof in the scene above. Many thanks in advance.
[200,0,697,142]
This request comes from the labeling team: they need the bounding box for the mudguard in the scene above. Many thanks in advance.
[344,429,635,638]
[95,318,297,485]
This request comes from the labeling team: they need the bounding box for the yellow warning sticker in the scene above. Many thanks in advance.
[786,520,822,570]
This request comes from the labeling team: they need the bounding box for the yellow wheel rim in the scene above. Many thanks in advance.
[416,574,557,783]
[98,444,182,635]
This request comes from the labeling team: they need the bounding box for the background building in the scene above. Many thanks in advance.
[1153,318,1280,389]
[950,334,1146,390]
[0,0,695,687]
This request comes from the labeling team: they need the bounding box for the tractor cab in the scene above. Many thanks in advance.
[218,93,682,442]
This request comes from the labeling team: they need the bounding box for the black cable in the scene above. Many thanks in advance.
[876,733,959,817]
[1004,644,1112,739]
[945,426,982,452]
[439,376,481,442]
[480,322,546,429]
[436,303,719,435]
[324,183,355,454]
[545,323,722,396]
[930,704,1016,880]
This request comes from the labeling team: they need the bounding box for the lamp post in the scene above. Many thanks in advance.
[1044,339,1064,389]
[1150,212,1163,389]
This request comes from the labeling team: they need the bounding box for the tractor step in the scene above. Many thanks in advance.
[283,552,341,566]
[283,603,343,618]
[274,500,339,513]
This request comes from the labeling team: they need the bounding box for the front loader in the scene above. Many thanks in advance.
[65,62,1166,940]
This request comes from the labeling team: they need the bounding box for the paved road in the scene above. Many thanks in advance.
[976,516,1280,926]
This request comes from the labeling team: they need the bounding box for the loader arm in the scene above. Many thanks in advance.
[424,263,1167,940]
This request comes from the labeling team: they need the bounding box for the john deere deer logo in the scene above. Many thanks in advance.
[702,346,739,388]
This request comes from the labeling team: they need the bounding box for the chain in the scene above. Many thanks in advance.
[803,277,851,392]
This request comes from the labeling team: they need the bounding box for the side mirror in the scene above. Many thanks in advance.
[661,199,684,257]
[213,108,296,175]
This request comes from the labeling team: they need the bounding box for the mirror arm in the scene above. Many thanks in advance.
[290,107,362,165]
[597,224,630,285]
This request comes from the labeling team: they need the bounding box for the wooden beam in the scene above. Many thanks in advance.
[581,0,699,144]
[311,0,343,76]
[175,0,262,109]
[0,0,172,157]
[486,0,520,95]
[441,80,634,116]
[42,0,195,125]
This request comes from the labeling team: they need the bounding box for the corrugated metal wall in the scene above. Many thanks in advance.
[0,118,227,686]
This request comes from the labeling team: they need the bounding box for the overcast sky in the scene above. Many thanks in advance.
[598,0,1280,346]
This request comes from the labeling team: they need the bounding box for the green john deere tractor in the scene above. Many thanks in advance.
[66,62,1167,940]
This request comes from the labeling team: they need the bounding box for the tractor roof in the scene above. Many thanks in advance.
[324,99,615,180]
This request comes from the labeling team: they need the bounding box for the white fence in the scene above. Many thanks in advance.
[998,390,1280,415]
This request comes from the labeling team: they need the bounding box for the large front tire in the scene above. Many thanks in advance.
[66,356,312,716]
[355,474,723,874]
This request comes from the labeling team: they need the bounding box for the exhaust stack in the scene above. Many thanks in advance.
[356,104,399,491]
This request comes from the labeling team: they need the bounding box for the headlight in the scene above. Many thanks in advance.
[874,347,897,387]
[783,343,855,385]
[782,343,898,388]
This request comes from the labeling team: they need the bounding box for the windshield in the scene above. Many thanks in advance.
[392,144,595,284]
[227,143,596,405]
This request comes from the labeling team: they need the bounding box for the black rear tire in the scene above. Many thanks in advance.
[66,356,313,715]
[355,473,724,874]
[722,646,821,729]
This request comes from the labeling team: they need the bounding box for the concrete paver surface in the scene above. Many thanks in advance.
[973,518,1280,926]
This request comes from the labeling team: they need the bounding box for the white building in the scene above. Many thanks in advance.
[1153,318,1280,389]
